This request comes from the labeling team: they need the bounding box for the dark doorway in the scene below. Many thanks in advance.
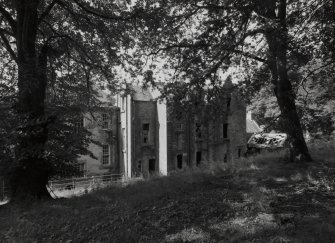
[223,124,228,138]
[177,154,183,169]
[149,159,155,172]
[196,151,202,166]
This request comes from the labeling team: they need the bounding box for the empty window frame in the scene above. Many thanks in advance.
[102,144,110,165]
[143,123,150,144]
[227,97,231,109]
[102,113,109,129]
[177,154,183,169]
[196,151,202,166]
[149,159,155,172]
[223,123,228,138]
[195,123,202,139]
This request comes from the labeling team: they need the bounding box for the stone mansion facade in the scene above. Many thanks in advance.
[76,84,247,178]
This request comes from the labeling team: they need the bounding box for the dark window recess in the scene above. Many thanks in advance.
[143,123,149,130]
[224,153,228,163]
[177,154,183,169]
[223,124,228,138]
[238,148,242,158]
[195,123,202,139]
[227,97,231,109]
[102,113,109,129]
[149,159,155,172]
[143,123,149,144]
[196,151,202,166]
[137,160,142,171]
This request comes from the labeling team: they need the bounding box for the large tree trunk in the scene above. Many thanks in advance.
[264,0,312,162]
[10,0,51,200]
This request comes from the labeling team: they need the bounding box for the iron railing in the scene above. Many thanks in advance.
[47,173,124,198]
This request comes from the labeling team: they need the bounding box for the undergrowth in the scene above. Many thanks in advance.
[0,140,334,242]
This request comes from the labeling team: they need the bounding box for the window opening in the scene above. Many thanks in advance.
[177,154,183,169]
[143,123,150,144]
[196,151,202,166]
[102,144,110,165]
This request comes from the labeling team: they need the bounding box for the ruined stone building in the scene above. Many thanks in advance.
[77,84,247,178]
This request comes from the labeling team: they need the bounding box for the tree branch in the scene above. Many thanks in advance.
[38,0,59,25]
[0,30,17,62]
[0,6,16,34]
[71,0,133,21]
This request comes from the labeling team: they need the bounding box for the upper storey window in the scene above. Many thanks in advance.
[102,113,109,129]
[143,123,150,144]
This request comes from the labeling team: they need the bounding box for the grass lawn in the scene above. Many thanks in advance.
[1,142,335,242]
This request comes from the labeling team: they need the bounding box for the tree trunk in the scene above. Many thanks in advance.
[10,0,51,201]
[264,0,312,162]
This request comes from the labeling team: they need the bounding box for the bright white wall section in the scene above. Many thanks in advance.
[126,95,132,178]
[151,88,168,176]
[157,100,167,175]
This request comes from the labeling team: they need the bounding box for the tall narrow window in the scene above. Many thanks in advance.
[238,148,242,158]
[149,159,155,172]
[102,113,109,129]
[196,151,202,166]
[227,97,231,109]
[195,123,202,139]
[102,144,110,165]
[75,117,84,133]
[143,123,149,144]
[223,123,228,138]
[177,154,183,169]
[224,153,228,163]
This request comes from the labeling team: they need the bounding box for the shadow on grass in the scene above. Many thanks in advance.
[1,147,335,242]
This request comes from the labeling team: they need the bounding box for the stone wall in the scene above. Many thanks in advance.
[131,100,158,177]
[77,107,121,176]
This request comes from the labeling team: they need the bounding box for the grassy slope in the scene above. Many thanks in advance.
[1,142,335,243]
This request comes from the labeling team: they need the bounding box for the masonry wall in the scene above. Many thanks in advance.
[166,91,247,172]
[77,107,121,176]
[167,115,192,171]
[228,92,247,161]
[132,100,158,177]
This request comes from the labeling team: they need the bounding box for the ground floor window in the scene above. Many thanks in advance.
[149,159,155,172]
[177,154,183,169]
[102,144,110,165]
[196,151,202,166]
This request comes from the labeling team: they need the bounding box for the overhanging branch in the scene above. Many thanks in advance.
[0,6,16,34]
[38,0,60,25]
[0,30,17,62]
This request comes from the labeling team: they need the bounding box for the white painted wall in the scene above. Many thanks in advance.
[157,100,168,175]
